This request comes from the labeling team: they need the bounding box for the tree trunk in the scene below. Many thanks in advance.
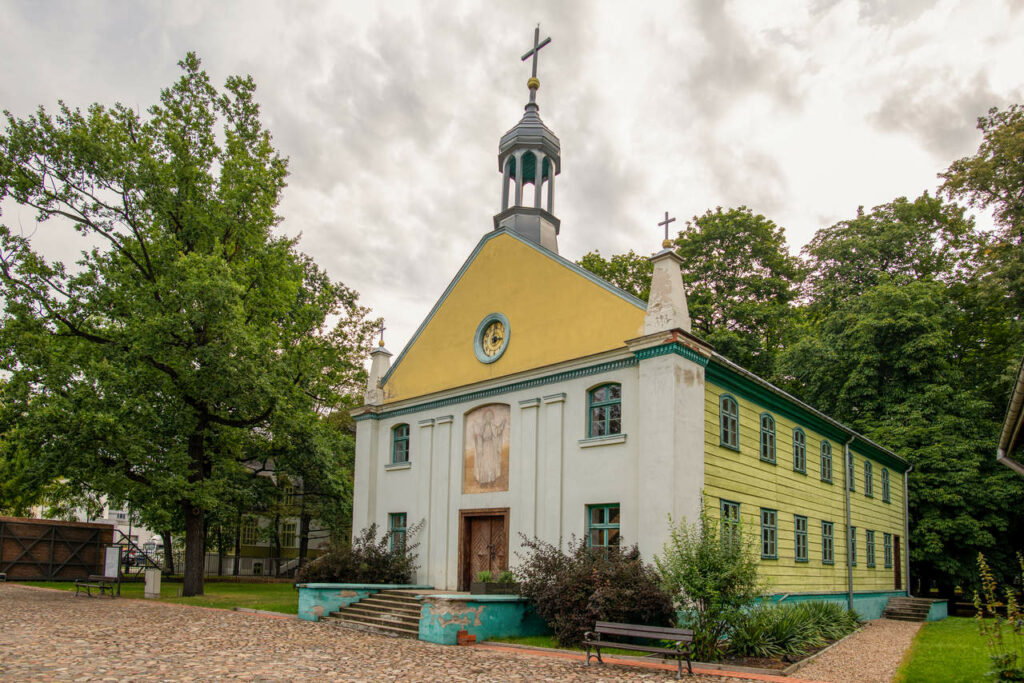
[161,531,174,574]
[232,510,241,577]
[183,502,205,596]
[298,512,311,568]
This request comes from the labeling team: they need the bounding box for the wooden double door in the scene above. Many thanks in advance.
[458,508,509,591]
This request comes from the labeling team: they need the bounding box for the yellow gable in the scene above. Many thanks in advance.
[381,230,646,403]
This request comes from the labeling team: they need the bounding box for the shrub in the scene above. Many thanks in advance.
[476,570,493,582]
[497,570,516,584]
[515,535,675,647]
[295,521,423,584]
[655,506,765,661]
[975,552,1024,680]
[727,601,860,660]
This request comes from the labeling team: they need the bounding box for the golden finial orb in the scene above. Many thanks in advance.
[378,338,385,348]
[527,77,540,90]
[662,239,673,249]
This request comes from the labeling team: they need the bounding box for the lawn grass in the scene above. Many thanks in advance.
[20,580,299,614]
[487,633,657,658]
[894,617,991,683]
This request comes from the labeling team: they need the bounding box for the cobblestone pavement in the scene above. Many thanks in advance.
[792,618,922,683]
[0,584,751,682]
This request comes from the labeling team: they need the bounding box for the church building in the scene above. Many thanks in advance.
[352,30,911,606]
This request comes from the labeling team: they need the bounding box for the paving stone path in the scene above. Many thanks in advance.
[0,584,749,682]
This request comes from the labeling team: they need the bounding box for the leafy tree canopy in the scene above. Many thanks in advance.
[0,54,376,594]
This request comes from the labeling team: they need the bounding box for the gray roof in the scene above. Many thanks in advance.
[498,102,561,172]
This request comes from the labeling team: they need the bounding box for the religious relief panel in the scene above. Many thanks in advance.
[463,404,511,494]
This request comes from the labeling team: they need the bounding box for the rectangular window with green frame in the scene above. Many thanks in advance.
[793,428,807,473]
[849,526,857,566]
[864,460,874,497]
[586,504,621,548]
[720,499,740,548]
[719,395,740,450]
[389,512,407,551]
[391,424,410,464]
[866,530,876,568]
[822,521,834,564]
[847,453,855,492]
[794,514,808,562]
[884,532,893,568]
[882,468,891,503]
[761,508,777,559]
[760,414,776,464]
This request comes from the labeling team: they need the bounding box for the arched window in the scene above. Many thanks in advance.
[820,440,833,483]
[793,428,807,473]
[391,424,410,464]
[881,468,891,503]
[759,413,776,463]
[588,383,621,437]
[720,395,739,450]
[864,460,874,497]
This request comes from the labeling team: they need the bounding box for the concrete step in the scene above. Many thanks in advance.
[357,598,422,616]
[336,605,421,627]
[374,591,423,605]
[328,614,419,638]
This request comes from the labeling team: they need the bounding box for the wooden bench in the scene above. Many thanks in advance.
[583,620,694,678]
[74,575,118,597]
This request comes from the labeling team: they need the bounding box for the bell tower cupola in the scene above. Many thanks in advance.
[494,25,562,253]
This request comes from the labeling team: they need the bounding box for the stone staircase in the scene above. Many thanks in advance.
[883,596,934,621]
[325,590,422,638]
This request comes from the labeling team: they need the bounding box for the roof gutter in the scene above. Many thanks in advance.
[844,436,854,612]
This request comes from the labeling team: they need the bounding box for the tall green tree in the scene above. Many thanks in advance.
[0,54,376,594]
[578,207,802,379]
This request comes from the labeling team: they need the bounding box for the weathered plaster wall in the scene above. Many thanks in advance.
[419,596,547,644]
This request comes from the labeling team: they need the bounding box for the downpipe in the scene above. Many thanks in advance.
[845,436,854,612]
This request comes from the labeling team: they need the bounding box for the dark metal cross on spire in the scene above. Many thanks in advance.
[376,321,386,348]
[658,211,677,247]
[521,24,552,103]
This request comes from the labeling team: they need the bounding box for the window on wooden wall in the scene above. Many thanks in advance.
[849,526,857,566]
[761,508,778,559]
[848,453,856,492]
[280,522,296,548]
[391,424,410,464]
[866,530,876,567]
[719,395,740,450]
[586,504,621,548]
[760,414,776,464]
[883,533,893,568]
[794,515,808,562]
[720,500,740,548]
[822,521,834,564]
[864,460,874,497]
[389,512,407,551]
[820,441,833,483]
[793,428,807,473]
[588,384,622,437]
[882,468,891,503]
[241,517,258,545]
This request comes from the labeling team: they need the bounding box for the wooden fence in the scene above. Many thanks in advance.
[0,516,114,580]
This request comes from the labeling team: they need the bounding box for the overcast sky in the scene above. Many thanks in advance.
[3,0,1023,356]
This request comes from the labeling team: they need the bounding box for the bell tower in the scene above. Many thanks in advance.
[494,26,562,253]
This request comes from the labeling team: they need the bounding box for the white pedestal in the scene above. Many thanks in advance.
[144,568,161,599]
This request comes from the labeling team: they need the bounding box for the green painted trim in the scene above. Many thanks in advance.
[356,356,638,421]
[820,441,834,483]
[760,508,778,559]
[792,427,807,473]
[822,520,835,564]
[881,468,891,503]
[380,228,646,386]
[794,514,809,562]
[719,393,740,450]
[633,341,708,366]
[849,526,857,566]
[706,358,909,473]
[866,530,876,568]
[864,460,874,498]
[759,412,776,464]
[585,503,621,548]
[391,424,410,464]
[586,382,622,438]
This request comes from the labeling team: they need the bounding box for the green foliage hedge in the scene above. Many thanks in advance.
[295,522,422,584]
